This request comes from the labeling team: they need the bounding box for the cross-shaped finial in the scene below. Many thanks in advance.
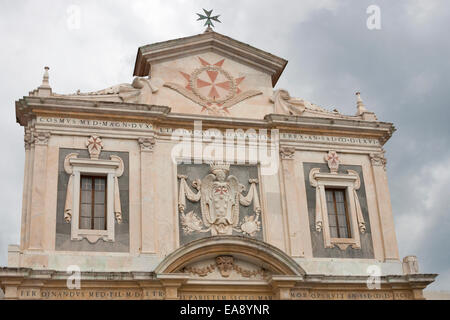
[196,9,221,30]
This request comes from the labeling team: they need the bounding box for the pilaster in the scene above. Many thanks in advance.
[279,147,305,257]
[139,137,157,253]
[158,274,189,300]
[269,276,300,300]
[2,280,22,299]
[20,129,33,251]
[370,152,399,260]
[28,131,50,250]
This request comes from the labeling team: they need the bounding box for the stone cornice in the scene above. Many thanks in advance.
[162,112,395,145]
[15,97,395,145]
[265,113,396,145]
[133,30,288,86]
[15,96,171,126]
[0,267,437,288]
[302,273,438,288]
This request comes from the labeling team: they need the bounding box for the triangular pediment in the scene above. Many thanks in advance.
[148,51,277,117]
[133,30,287,87]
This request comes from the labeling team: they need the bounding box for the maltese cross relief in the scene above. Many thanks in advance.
[163,57,262,115]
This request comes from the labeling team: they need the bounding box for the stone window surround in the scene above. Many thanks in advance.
[309,168,366,250]
[64,153,124,244]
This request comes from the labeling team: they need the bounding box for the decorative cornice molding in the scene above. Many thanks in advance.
[15,96,170,127]
[15,96,395,146]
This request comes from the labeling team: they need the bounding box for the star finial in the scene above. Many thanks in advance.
[196,8,221,31]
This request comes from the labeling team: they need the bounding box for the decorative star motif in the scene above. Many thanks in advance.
[325,150,340,173]
[180,57,245,113]
[196,8,221,29]
[86,135,103,160]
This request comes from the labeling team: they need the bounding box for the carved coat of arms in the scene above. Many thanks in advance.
[178,163,261,237]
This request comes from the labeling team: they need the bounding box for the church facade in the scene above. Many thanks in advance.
[0,30,436,300]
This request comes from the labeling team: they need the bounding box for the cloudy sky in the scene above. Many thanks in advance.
[0,0,449,291]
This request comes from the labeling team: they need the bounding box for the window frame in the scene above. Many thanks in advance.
[79,175,108,231]
[309,168,365,250]
[325,187,351,239]
[64,153,123,244]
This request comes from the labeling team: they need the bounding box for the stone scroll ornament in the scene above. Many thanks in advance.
[63,136,124,224]
[178,163,262,237]
[164,57,262,115]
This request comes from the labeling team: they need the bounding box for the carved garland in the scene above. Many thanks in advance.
[183,256,268,279]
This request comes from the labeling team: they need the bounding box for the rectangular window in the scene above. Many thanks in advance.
[79,175,107,230]
[325,188,351,239]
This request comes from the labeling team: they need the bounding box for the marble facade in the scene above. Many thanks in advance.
[0,29,436,299]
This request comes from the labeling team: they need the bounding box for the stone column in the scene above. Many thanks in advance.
[370,152,399,261]
[28,131,50,251]
[279,147,305,257]
[139,137,157,253]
